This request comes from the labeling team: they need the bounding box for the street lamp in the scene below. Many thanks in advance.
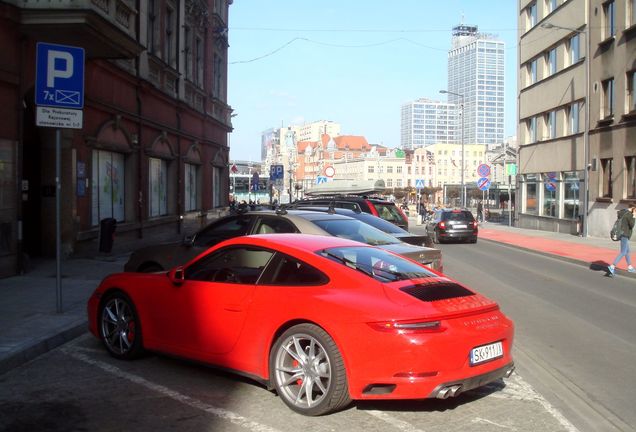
[440,89,465,207]
[541,22,590,237]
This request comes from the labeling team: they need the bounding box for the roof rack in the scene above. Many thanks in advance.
[305,179,386,197]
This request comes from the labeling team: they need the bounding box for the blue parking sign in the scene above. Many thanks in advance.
[35,43,84,109]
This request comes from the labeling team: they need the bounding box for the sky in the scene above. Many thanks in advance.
[227,0,518,162]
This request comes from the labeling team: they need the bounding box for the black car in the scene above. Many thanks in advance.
[295,206,433,248]
[291,196,409,229]
[425,208,478,244]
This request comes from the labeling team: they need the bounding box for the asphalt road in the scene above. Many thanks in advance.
[437,239,636,432]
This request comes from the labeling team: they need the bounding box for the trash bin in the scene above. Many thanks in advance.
[99,218,117,253]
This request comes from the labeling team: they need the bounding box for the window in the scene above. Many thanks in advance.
[601,158,613,197]
[212,166,221,208]
[91,150,125,226]
[164,6,176,67]
[626,156,636,198]
[193,215,252,247]
[396,166,402,174]
[147,0,157,54]
[603,0,616,39]
[546,0,558,14]
[542,173,558,217]
[568,34,580,65]
[628,71,636,113]
[149,158,167,217]
[195,37,203,86]
[185,246,274,285]
[527,59,538,85]
[631,0,636,27]
[212,53,224,99]
[563,172,580,219]
[368,166,374,173]
[264,255,328,286]
[254,217,297,234]
[546,110,557,139]
[184,163,199,212]
[184,25,192,80]
[602,78,615,119]
[569,102,580,134]
[387,166,393,173]
[525,174,538,214]
[528,116,537,143]
[547,48,557,76]
[527,2,538,29]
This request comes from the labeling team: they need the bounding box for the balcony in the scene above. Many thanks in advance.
[15,0,143,59]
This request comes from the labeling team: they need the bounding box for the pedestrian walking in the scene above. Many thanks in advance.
[477,200,484,222]
[609,203,636,276]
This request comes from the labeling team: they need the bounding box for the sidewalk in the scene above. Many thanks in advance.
[0,223,631,375]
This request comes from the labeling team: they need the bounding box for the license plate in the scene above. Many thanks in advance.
[455,224,467,229]
[470,341,503,365]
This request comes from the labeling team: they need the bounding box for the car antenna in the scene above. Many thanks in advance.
[327,200,336,214]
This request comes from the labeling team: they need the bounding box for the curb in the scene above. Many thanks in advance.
[0,320,87,376]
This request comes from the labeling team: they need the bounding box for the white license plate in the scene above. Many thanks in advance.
[454,224,467,229]
[470,341,503,365]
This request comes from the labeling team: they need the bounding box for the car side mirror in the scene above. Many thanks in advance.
[169,267,185,285]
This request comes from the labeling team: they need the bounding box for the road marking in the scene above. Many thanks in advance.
[364,410,426,432]
[62,347,282,432]
[471,417,517,430]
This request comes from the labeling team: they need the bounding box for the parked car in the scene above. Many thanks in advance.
[89,234,515,415]
[426,208,478,244]
[124,209,442,272]
[294,206,433,247]
[292,196,409,229]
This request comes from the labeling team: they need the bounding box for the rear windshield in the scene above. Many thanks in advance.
[442,211,474,221]
[318,246,434,282]
[355,213,406,234]
[373,203,405,224]
[312,219,400,246]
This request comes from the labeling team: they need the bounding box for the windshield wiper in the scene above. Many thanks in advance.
[321,250,375,278]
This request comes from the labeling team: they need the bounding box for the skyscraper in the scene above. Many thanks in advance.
[400,99,459,150]
[447,24,505,146]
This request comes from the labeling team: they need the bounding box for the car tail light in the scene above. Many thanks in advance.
[438,221,446,230]
[367,320,445,334]
[471,221,478,229]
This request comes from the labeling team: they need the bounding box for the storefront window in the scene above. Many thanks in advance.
[525,174,538,214]
[542,172,558,217]
[92,150,125,226]
[184,163,199,212]
[149,157,168,217]
[563,171,580,219]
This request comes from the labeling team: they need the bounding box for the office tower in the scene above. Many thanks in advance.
[400,99,459,150]
[447,24,505,146]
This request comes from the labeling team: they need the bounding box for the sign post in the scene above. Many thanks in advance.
[35,42,85,314]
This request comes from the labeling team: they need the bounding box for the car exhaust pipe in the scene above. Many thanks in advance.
[436,387,452,399]
[505,366,515,378]
[448,384,462,397]
[436,384,463,399]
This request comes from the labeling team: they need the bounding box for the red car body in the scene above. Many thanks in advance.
[88,234,514,415]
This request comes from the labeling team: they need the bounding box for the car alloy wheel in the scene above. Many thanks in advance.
[270,324,350,415]
[99,293,144,360]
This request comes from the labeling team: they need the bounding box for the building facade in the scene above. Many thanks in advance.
[448,24,505,146]
[0,0,233,276]
[517,0,636,237]
[400,98,459,149]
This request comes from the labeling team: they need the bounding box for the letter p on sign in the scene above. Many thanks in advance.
[47,50,74,87]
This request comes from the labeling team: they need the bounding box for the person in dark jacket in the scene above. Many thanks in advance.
[609,203,636,276]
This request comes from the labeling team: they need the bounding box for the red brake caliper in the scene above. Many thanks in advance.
[293,360,302,385]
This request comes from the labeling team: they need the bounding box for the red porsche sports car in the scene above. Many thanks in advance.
[88,234,514,416]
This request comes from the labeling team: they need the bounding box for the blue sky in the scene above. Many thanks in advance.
[228,0,518,161]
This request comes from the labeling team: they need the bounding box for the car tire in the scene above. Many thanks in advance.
[99,292,144,360]
[270,323,350,416]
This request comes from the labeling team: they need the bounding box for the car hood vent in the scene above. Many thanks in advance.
[400,282,475,302]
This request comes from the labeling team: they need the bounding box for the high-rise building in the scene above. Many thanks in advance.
[447,24,505,146]
[400,99,459,150]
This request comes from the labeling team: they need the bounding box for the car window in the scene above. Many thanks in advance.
[312,219,401,246]
[355,213,406,234]
[193,216,252,247]
[443,211,475,222]
[372,203,403,223]
[260,254,328,286]
[319,246,434,282]
[335,201,361,211]
[185,246,274,284]
[254,217,297,234]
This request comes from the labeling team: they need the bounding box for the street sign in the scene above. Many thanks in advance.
[477,177,491,191]
[415,179,425,189]
[316,176,327,184]
[477,163,491,177]
[545,178,557,191]
[324,166,335,178]
[506,163,517,176]
[35,42,84,129]
[269,164,284,181]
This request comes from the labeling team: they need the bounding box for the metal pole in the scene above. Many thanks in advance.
[55,129,62,313]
